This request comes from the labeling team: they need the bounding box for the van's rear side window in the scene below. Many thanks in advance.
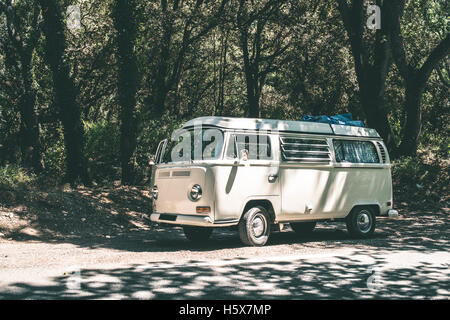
[333,140,379,163]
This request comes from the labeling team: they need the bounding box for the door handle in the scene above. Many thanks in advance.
[268,174,278,183]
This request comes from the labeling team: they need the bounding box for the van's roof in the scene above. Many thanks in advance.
[182,116,380,138]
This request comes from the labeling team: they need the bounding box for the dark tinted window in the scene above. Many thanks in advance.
[160,129,224,163]
[226,134,272,160]
[334,140,379,163]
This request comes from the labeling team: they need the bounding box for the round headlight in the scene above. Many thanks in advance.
[152,186,158,200]
[190,184,202,201]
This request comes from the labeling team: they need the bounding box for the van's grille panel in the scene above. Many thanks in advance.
[158,171,170,178]
[376,142,387,163]
[280,137,331,163]
[172,170,190,177]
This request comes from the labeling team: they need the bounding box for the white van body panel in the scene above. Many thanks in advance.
[183,117,334,135]
[155,166,210,215]
[212,163,281,222]
[150,117,393,227]
[330,124,380,138]
[278,164,391,221]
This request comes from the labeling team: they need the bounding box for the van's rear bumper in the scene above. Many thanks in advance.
[150,213,239,227]
[380,209,399,218]
[387,209,399,218]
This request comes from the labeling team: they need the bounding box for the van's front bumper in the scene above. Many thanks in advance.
[150,213,239,227]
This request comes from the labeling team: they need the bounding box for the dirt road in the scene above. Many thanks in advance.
[0,212,449,299]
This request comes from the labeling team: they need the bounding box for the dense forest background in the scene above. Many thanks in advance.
[0,0,448,188]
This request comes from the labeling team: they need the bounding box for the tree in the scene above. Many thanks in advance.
[336,0,396,151]
[142,0,230,119]
[236,0,292,118]
[435,59,450,88]
[388,0,450,156]
[0,0,448,187]
[38,0,89,185]
[112,0,139,185]
[0,0,43,172]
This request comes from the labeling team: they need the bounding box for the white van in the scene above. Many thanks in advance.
[150,117,398,246]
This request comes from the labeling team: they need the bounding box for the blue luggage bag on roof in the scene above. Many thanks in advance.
[301,113,365,128]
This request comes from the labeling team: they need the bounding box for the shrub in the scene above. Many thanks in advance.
[391,156,423,184]
[42,130,66,177]
[84,120,121,182]
[0,164,37,190]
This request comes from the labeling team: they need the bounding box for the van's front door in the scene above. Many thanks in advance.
[213,132,281,222]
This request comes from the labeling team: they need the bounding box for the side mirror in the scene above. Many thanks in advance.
[149,155,155,166]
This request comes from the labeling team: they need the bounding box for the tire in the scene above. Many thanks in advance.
[183,226,213,242]
[346,206,376,238]
[290,221,316,235]
[238,206,272,246]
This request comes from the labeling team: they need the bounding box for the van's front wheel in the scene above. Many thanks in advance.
[346,207,376,238]
[183,226,213,242]
[238,206,271,246]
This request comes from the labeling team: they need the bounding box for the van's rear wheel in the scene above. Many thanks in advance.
[346,206,376,238]
[238,206,271,246]
[183,226,213,242]
[290,221,316,235]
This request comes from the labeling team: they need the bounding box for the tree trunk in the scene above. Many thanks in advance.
[39,0,89,185]
[398,76,423,156]
[337,0,396,153]
[245,74,260,118]
[2,1,43,172]
[113,0,139,185]
[240,30,260,118]
[360,77,396,152]
[19,73,43,172]
[217,28,229,115]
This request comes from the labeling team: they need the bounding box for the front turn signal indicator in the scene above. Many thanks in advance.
[196,206,211,214]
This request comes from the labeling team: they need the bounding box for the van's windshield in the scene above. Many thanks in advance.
[160,128,224,163]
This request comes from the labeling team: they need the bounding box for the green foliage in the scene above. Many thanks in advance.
[392,151,448,186]
[392,157,424,183]
[0,0,448,187]
[391,153,449,209]
[402,0,449,65]
[0,164,37,190]
[42,125,66,177]
[419,130,450,158]
[84,120,120,181]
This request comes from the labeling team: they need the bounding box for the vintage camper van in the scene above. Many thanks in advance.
[150,117,398,246]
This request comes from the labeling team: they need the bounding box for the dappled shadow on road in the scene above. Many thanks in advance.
[0,186,449,255]
[1,197,448,299]
[57,210,450,255]
[0,209,449,257]
[1,248,448,299]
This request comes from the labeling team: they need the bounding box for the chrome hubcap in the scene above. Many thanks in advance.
[356,210,372,233]
[252,214,266,238]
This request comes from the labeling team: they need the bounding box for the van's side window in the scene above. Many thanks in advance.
[334,140,379,163]
[280,137,331,163]
[226,134,272,160]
